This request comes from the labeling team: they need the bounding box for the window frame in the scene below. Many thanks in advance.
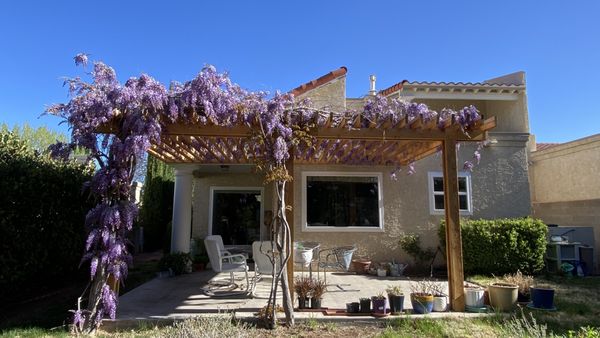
[427,171,473,216]
[301,171,384,232]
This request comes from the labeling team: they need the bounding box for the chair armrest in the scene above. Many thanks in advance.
[222,254,247,264]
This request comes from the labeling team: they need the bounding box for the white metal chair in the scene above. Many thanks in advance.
[204,238,249,290]
[205,235,231,257]
[317,245,357,288]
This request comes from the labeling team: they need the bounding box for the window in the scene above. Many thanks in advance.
[301,172,383,232]
[209,187,263,245]
[427,171,472,215]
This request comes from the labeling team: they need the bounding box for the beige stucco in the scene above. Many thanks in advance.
[530,134,600,272]
[530,134,600,203]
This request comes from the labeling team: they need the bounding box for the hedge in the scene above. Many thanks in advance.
[139,155,174,251]
[0,132,93,300]
[438,218,548,275]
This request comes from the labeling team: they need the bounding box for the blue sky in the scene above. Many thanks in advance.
[0,1,598,143]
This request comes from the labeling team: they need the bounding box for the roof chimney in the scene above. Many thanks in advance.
[369,75,377,96]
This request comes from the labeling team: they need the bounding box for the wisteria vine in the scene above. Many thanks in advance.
[48,54,483,332]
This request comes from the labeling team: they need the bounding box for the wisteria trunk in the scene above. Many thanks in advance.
[277,181,294,326]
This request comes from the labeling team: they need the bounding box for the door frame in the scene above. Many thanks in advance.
[208,186,265,244]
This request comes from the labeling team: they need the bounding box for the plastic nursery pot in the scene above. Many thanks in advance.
[530,287,555,310]
[388,294,405,314]
[488,283,518,312]
[359,298,371,313]
[310,297,322,309]
[433,296,448,312]
[298,297,310,309]
[346,302,360,313]
[372,298,387,314]
[464,287,486,308]
[410,293,434,314]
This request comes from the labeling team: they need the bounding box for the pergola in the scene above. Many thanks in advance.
[150,112,496,312]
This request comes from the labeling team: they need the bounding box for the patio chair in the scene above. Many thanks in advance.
[204,238,249,291]
[251,241,280,298]
[205,235,232,257]
[317,245,357,289]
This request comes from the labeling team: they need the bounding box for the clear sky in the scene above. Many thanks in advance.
[0,0,598,143]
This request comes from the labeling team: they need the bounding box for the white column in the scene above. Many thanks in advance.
[171,168,193,253]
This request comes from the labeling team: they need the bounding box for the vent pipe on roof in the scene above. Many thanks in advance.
[369,75,377,96]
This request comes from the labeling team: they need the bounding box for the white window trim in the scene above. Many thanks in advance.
[301,171,384,232]
[208,186,264,241]
[427,171,473,216]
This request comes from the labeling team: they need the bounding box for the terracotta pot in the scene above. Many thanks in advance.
[488,283,518,312]
[350,259,371,274]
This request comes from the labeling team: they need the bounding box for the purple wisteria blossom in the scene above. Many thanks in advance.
[74,53,89,67]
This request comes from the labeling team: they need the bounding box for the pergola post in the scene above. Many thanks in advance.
[442,136,465,312]
[170,167,193,253]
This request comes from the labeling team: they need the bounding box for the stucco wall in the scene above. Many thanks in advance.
[296,77,346,111]
[530,135,600,203]
[292,139,531,263]
[530,135,600,273]
[191,173,274,241]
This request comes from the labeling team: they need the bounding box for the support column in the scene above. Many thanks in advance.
[171,167,193,253]
[442,137,466,311]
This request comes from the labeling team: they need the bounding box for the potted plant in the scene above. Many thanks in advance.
[530,283,556,310]
[372,292,388,315]
[346,302,360,313]
[310,278,326,309]
[158,252,193,275]
[503,270,533,303]
[294,276,311,309]
[430,283,448,312]
[386,285,405,314]
[410,280,434,314]
[359,297,371,313]
[488,282,518,312]
[464,284,486,309]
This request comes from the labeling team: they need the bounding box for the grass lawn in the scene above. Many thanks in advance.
[2,274,599,337]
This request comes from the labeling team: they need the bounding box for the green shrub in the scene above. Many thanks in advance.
[0,132,93,300]
[438,218,547,275]
[159,252,192,275]
[139,155,174,252]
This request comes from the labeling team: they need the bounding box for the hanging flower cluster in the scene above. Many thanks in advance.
[48,54,484,331]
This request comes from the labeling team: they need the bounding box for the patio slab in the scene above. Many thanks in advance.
[104,269,491,331]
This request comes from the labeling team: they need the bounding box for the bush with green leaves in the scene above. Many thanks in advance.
[438,217,547,275]
[139,155,174,252]
[0,131,93,300]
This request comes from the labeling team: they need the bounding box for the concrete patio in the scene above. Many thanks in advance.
[104,268,489,330]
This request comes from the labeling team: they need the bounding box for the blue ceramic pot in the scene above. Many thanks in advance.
[411,293,434,314]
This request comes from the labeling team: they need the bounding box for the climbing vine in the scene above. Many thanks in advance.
[48,53,483,332]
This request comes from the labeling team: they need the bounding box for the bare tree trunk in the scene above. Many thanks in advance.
[82,267,107,333]
[278,181,294,326]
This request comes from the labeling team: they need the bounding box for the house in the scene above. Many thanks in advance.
[165,67,532,265]
[529,134,600,273]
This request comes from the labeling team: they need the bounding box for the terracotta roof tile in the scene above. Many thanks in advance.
[379,80,409,96]
[290,67,347,97]
[536,143,561,151]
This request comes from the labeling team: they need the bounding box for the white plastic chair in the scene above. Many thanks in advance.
[204,238,249,289]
